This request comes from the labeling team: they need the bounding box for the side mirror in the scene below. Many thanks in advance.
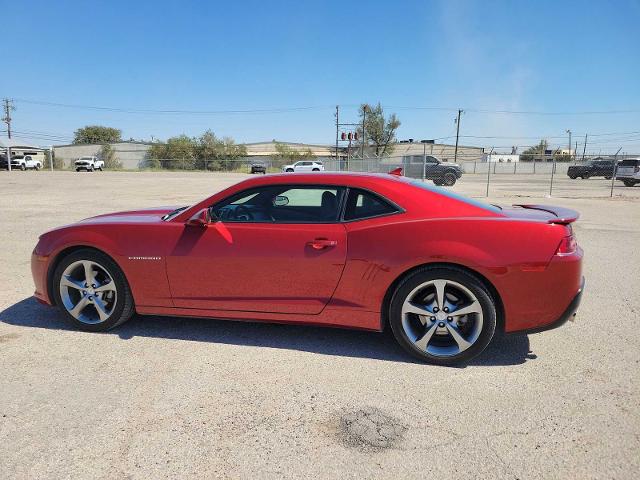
[273,195,289,206]
[186,208,211,227]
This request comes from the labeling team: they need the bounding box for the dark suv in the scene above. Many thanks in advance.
[567,159,615,179]
[250,161,267,174]
[400,155,463,186]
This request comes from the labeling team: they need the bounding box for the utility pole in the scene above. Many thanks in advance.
[581,134,587,162]
[335,105,339,170]
[610,147,622,197]
[2,98,15,139]
[566,129,572,159]
[361,105,367,160]
[453,109,463,163]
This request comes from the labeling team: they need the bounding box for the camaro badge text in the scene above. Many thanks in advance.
[128,256,162,261]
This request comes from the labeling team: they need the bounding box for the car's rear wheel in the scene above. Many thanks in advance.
[312,168,320,171]
[443,172,457,186]
[622,179,636,187]
[580,175,588,179]
[389,267,496,365]
[53,249,135,332]
[20,164,26,171]
[568,174,577,179]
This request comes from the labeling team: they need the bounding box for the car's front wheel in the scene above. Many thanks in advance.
[53,249,135,332]
[389,267,496,365]
[622,179,636,187]
[443,172,457,186]
[286,168,294,172]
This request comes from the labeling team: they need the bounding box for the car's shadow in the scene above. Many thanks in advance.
[1,297,536,367]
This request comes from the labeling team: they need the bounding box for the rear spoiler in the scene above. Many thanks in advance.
[514,204,580,224]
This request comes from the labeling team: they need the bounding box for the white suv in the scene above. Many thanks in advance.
[616,158,640,187]
[282,160,324,173]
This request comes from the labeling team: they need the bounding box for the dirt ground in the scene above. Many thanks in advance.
[1,170,639,479]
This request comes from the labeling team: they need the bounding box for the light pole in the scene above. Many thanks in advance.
[566,129,572,159]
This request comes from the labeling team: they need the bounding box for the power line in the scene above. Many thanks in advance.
[14,98,334,115]
[14,97,640,117]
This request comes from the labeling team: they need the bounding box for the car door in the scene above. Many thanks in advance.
[166,185,347,315]
[423,156,440,179]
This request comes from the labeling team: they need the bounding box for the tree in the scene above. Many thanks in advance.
[356,103,401,157]
[146,131,246,170]
[98,144,122,169]
[196,130,247,170]
[73,126,122,144]
[272,142,314,166]
[520,140,548,162]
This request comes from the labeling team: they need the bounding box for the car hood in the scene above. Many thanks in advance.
[79,206,183,224]
[442,162,461,168]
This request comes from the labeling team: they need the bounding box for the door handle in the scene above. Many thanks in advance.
[307,238,337,250]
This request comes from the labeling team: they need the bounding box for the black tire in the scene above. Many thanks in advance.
[389,266,497,365]
[20,164,26,171]
[312,168,320,171]
[622,179,636,187]
[433,179,444,186]
[443,172,457,186]
[52,248,135,332]
[76,168,81,172]
[98,167,103,171]
[286,168,294,172]
[88,166,94,172]
[580,175,588,179]
[35,164,41,171]
[605,176,611,180]
[568,174,577,179]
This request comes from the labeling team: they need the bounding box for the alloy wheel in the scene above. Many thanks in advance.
[59,260,118,324]
[401,279,483,357]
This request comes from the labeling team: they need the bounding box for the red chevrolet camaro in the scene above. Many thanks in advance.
[31,172,584,365]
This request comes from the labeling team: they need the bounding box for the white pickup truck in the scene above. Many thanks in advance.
[75,156,105,172]
[7,155,44,170]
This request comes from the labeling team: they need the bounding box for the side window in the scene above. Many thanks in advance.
[211,185,345,223]
[343,189,399,221]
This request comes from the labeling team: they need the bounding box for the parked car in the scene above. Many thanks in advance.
[420,156,463,186]
[250,161,267,174]
[1,154,43,170]
[567,159,615,179]
[31,171,584,365]
[615,158,640,187]
[75,156,104,172]
[282,160,324,172]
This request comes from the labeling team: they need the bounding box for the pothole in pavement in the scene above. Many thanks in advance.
[339,406,407,451]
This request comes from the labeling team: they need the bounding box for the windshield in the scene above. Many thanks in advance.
[408,180,502,213]
[162,206,189,221]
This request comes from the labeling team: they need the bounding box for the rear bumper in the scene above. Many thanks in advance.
[511,277,584,335]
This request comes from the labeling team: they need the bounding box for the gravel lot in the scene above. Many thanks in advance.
[1,171,639,479]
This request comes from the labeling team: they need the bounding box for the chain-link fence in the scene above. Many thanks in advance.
[5,152,638,198]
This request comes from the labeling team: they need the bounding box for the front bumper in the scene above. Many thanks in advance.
[513,277,584,335]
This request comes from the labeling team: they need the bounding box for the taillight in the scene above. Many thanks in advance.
[556,235,577,255]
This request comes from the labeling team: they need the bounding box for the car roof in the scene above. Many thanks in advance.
[238,171,403,185]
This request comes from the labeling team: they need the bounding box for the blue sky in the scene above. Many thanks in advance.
[2,0,640,153]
